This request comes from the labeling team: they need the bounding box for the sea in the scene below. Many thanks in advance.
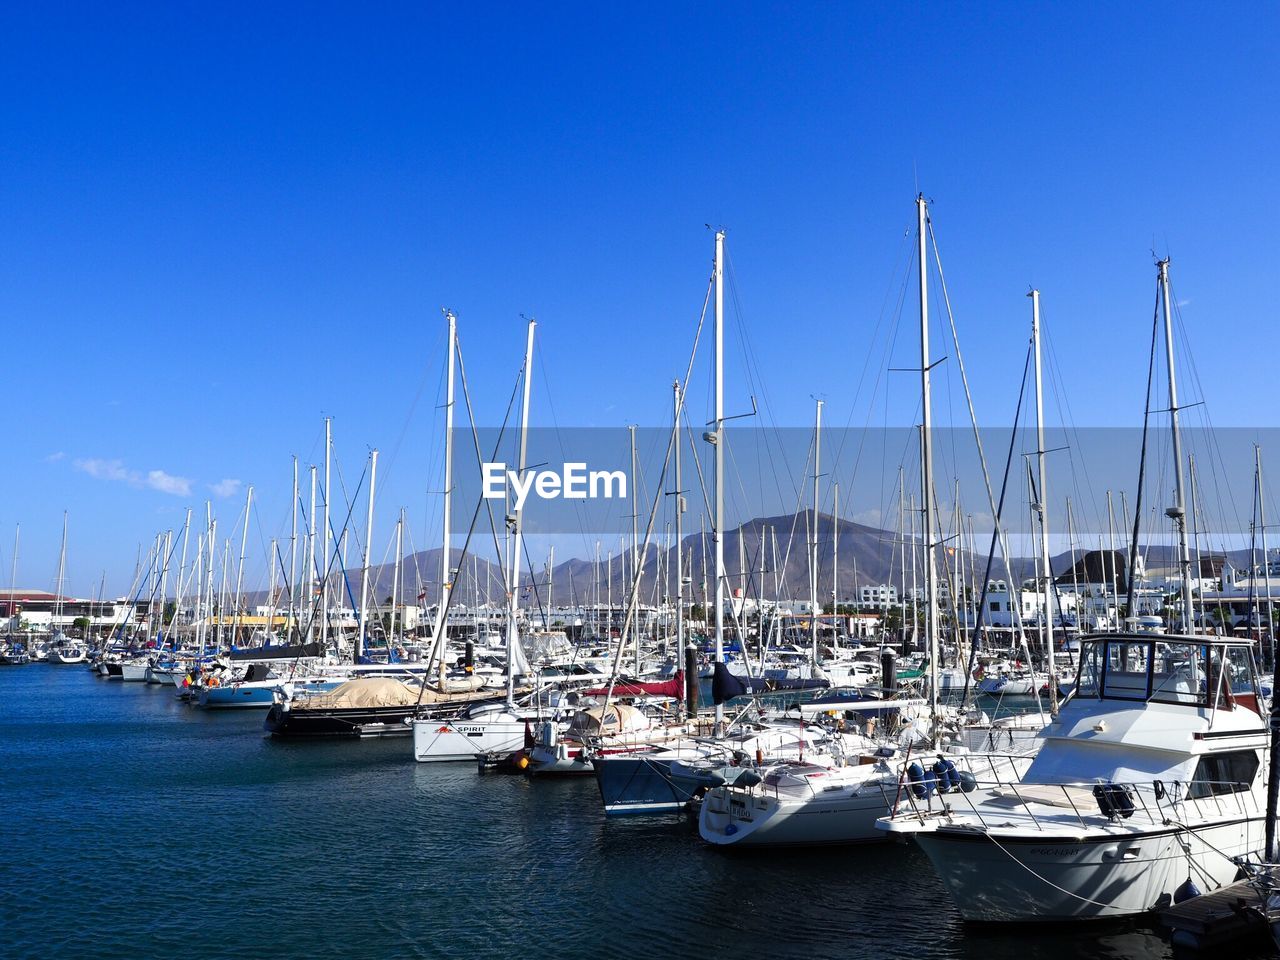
[0,665,1263,960]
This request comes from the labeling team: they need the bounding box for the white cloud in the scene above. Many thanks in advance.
[75,458,138,484]
[74,457,191,497]
[851,508,883,527]
[146,469,191,497]
[209,478,242,498]
[45,451,66,462]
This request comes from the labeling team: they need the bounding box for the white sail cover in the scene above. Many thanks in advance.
[507,620,532,677]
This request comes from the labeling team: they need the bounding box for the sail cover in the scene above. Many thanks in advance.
[582,672,684,698]
[711,661,830,705]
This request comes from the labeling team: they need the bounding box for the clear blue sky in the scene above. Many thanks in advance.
[1,3,1275,596]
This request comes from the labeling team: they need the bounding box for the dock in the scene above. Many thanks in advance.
[1160,873,1274,953]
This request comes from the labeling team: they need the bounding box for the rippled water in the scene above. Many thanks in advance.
[0,666,1225,959]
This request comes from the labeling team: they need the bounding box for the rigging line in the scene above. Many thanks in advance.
[827,213,916,474]
[1042,317,1104,535]
[453,327,524,588]
[378,323,448,500]
[960,346,1032,706]
[927,217,1034,653]
[600,399,680,713]
[534,343,594,560]
[1125,287,1163,619]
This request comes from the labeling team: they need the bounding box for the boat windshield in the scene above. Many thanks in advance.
[1073,637,1259,708]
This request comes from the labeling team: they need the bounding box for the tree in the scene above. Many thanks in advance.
[163,601,176,625]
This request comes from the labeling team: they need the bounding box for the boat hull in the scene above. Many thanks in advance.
[264,703,417,738]
[700,773,897,846]
[911,818,1258,921]
[412,717,530,762]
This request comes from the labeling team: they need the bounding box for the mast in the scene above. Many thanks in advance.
[712,230,727,725]
[832,482,840,616]
[391,508,404,649]
[6,525,17,641]
[546,546,555,630]
[916,193,940,727]
[673,380,687,710]
[53,512,67,640]
[442,310,457,613]
[1259,448,1274,658]
[810,398,823,663]
[307,465,318,644]
[898,468,906,647]
[1158,259,1195,633]
[506,318,536,706]
[1106,490,1118,630]
[321,417,333,651]
[158,530,172,646]
[174,508,192,645]
[288,457,299,642]
[630,424,640,674]
[231,485,253,649]
[1030,289,1057,710]
[265,537,277,644]
[356,449,378,663]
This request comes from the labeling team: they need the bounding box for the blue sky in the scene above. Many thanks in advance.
[1,3,1275,596]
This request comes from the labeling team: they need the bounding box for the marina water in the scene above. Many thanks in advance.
[0,666,1240,960]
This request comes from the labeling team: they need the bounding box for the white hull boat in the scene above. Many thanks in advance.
[881,632,1269,921]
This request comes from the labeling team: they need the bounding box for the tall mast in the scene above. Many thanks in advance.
[265,537,277,643]
[53,512,67,640]
[391,508,404,648]
[506,319,536,706]
[1258,447,1274,653]
[916,193,940,725]
[442,310,457,612]
[546,546,555,629]
[1106,490,1118,630]
[1030,289,1057,710]
[832,482,840,615]
[630,424,640,674]
[810,398,823,663]
[174,508,192,644]
[288,457,299,642]
[357,448,379,663]
[898,468,907,647]
[7,524,18,640]
[159,530,172,645]
[307,465,318,643]
[713,229,726,725]
[231,485,253,648]
[1158,258,1194,633]
[321,417,333,650]
[673,380,686,707]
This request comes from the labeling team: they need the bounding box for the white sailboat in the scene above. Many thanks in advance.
[699,196,1040,847]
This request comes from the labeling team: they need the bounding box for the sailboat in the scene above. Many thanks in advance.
[699,197,1038,848]
[412,314,563,762]
[47,514,88,664]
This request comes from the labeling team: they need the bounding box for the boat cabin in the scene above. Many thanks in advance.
[1071,633,1262,715]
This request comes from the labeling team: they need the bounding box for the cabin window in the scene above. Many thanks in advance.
[1149,643,1205,705]
[1188,750,1259,799]
[1100,641,1153,701]
[989,602,999,613]
[1074,642,1102,698]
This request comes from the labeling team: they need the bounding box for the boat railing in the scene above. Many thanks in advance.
[890,772,1260,833]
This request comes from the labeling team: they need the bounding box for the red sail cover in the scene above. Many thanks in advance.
[583,672,684,698]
